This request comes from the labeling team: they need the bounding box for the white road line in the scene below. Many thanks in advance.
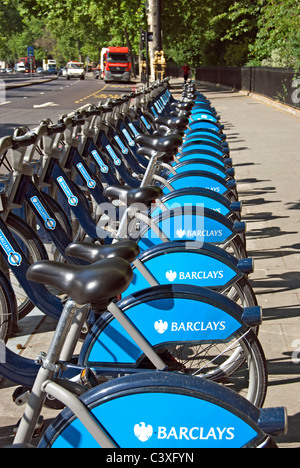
[0,101,11,106]
[33,102,59,108]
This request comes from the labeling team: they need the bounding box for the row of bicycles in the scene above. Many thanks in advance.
[0,77,287,448]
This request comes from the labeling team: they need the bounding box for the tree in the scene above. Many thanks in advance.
[1,0,299,72]
[215,0,300,68]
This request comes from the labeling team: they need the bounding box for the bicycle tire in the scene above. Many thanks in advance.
[4,214,49,320]
[0,269,17,342]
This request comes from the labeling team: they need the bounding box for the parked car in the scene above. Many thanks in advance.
[66,61,85,80]
[36,67,45,74]
[47,65,57,75]
[0,69,6,74]
[15,63,26,73]
[5,68,13,74]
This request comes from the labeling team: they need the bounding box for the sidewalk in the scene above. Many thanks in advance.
[188,80,300,448]
[3,75,58,89]
[0,79,299,448]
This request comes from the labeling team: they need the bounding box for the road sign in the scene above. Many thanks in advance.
[27,46,34,57]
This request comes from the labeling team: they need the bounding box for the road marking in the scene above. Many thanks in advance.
[0,101,11,106]
[75,84,109,104]
[33,102,59,108]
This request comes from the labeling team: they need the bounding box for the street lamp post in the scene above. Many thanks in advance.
[156,0,162,51]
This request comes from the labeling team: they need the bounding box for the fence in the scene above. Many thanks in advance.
[195,66,300,110]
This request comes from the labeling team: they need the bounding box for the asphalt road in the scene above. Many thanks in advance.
[0,75,139,138]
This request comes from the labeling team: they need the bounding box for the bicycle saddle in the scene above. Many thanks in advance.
[65,240,140,264]
[135,134,182,153]
[154,115,189,130]
[136,146,175,162]
[170,101,194,111]
[103,185,163,205]
[26,258,133,309]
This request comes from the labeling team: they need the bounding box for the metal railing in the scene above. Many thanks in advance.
[195,66,300,110]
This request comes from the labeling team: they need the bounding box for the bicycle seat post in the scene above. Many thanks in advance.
[13,299,77,445]
[140,150,162,187]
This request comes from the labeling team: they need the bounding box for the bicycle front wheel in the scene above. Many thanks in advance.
[4,214,48,320]
[0,268,17,342]
[155,327,267,407]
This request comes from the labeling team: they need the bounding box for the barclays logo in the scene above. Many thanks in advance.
[165,270,177,282]
[176,228,185,238]
[154,320,168,334]
[133,421,235,443]
[134,422,153,442]
[165,269,224,282]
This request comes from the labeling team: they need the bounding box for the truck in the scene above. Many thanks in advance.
[65,61,85,80]
[19,57,36,73]
[43,59,57,74]
[100,46,131,82]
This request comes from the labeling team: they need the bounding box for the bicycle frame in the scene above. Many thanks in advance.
[12,302,281,449]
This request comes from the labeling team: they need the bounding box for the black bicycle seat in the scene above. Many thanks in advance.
[65,240,140,264]
[136,146,175,161]
[26,258,133,309]
[135,134,182,153]
[170,101,194,111]
[103,185,163,205]
[154,115,189,130]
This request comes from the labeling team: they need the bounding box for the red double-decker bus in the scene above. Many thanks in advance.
[19,57,36,73]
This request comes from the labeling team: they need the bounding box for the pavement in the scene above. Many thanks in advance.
[0,78,299,448]
[2,74,58,89]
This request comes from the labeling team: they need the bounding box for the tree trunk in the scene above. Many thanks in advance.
[124,27,136,78]
[147,0,158,81]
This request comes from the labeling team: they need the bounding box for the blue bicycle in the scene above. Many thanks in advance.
[10,256,286,448]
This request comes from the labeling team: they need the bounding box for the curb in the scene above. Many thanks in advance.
[4,76,58,90]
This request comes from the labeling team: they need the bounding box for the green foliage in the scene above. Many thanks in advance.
[0,0,299,68]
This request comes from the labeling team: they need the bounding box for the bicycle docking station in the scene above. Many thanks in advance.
[0,78,288,448]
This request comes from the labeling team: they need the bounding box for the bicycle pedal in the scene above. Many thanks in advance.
[12,386,31,406]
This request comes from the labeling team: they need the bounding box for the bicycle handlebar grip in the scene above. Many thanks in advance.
[12,133,37,149]
[0,135,14,155]
[47,123,66,135]
[84,107,101,118]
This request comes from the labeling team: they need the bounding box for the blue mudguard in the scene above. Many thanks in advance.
[156,187,241,219]
[169,159,233,179]
[161,170,236,198]
[79,284,260,368]
[125,241,251,296]
[39,372,269,448]
[136,206,244,253]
